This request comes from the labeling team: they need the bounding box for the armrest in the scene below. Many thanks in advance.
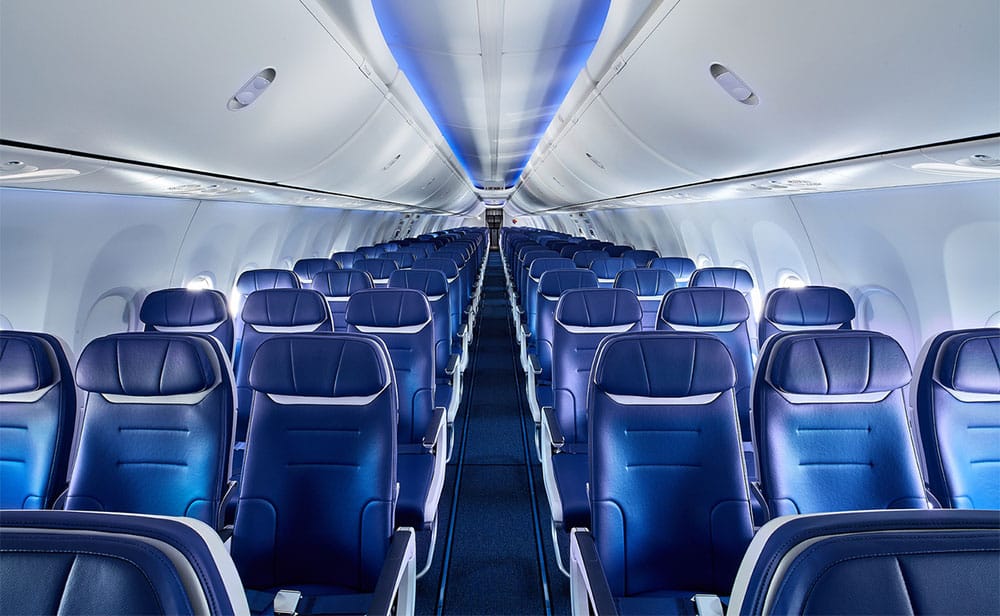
[445,353,460,376]
[458,323,469,339]
[542,406,564,451]
[368,527,417,616]
[423,407,447,451]
[569,529,618,616]
[218,480,238,529]
[528,353,542,375]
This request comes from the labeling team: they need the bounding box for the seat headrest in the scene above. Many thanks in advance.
[241,289,330,327]
[538,269,599,297]
[555,288,643,329]
[353,258,398,279]
[764,286,855,326]
[621,250,659,267]
[690,267,754,292]
[293,258,339,283]
[77,334,220,396]
[589,257,635,279]
[235,269,299,294]
[310,269,374,297]
[613,269,676,297]
[411,258,460,278]
[378,243,400,253]
[329,251,359,269]
[248,335,391,398]
[345,288,432,329]
[522,249,560,265]
[572,250,608,268]
[140,288,228,328]
[528,257,576,279]
[659,287,750,327]
[0,333,57,394]
[389,252,415,269]
[650,257,696,282]
[593,333,737,398]
[388,269,448,297]
[934,329,1000,394]
[766,331,911,396]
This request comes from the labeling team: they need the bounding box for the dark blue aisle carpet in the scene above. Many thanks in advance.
[414,252,570,616]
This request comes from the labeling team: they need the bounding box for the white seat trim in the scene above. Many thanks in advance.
[662,321,740,333]
[771,322,844,332]
[606,391,721,406]
[353,320,431,334]
[266,382,390,406]
[939,385,1000,403]
[249,323,324,333]
[773,389,892,404]
[152,323,224,333]
[558,322,636,334]
[0,383,56,404]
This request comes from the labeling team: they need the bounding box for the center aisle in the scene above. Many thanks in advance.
[416,252,570,616]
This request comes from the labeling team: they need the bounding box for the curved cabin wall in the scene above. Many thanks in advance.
[520,179,1000,362]
[0,188,462,354]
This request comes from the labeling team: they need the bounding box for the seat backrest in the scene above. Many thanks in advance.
[754,330,927,516]
[353,258,399,287]
[310,269,375,331]
[588,257,635,288]
[572,250,608,269]
[536,269,600,383]
[915,328,1000,509]
[388,269,452,380]
[293,258,340,287]
[330,251,360,269]
[519,250,560,305]
[346,288,435,443]
[140,288,234,356]
[729,509,1000,616]
[387,251,415,270]
[0,331,76,509]
[526,258,577,343]
[234,289,333,444]
[232,334,396,593]
[233,269,300,356]
[356,246,383,259]
[69,333,234,528]
[656,287,753,440]
[603,245,633,258]
[552,288,642,444]
[650,257,696,286]
[613,269,675,330]
[621,249,659,268]
[589,333,753,597]
[690,266,754,294]
[759,286,854,348]
[412,258,463,339]
[0,510,249,615]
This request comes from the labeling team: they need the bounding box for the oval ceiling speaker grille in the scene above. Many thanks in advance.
[228,68,276,111]
[710,63,758,106]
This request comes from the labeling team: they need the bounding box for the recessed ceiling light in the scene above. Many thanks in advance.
[228,68,276,111]
[710,63,758,106]
[911,162,1000,178]
[0,166,81,182]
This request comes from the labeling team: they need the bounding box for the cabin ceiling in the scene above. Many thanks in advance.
[1,1,997,214]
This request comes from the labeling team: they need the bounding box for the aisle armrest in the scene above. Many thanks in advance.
[368,527,417,616]
[445,353,460,376]
[542,405,564,451]
[423,407,447,452]
[569,529,618,616]
[528,353,542,376]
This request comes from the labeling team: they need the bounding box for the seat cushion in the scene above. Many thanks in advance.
[396,451,435,528]
[552,452,589,530]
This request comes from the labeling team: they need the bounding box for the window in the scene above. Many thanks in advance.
[185,273,215,291]
[696,254,713,268]
[778,271,807,289]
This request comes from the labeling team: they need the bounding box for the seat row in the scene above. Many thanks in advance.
[0,227,489,615]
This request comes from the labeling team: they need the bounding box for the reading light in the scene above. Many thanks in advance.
[228,68,276,111]
[710,63,758,105]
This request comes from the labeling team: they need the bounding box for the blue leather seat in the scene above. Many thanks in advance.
[519,249,560,304]
[0,510,249,615]
[412,257,466,354]
[613,268,676,329]
[525,257,577,348]
[571,332,754,614]
[353,258,399,288]
[914,328,1000,509]
[310,268,375,331]
[140,288,235,356]
[542,288,642,563]
[588,257,635,288]
[529,269,600,420]
[759,285,854,348]
[621,249,659,268]
[293,257,339,287]
[604,245,633,258]
[0,331,76,509]
[650,256,696,286]
[68,333,235,528]
[234,289,333,476]
[232,334,415,616]
[356,245,383,259]
[233,269,299,359]
[571,250,608,269]
[345,289,445,536]
[656,287,753,442]
[753,330,928,516]
[729,509,1000,616]
[690,266,754,293]
[387,251,415,270]
[329,251,360,269]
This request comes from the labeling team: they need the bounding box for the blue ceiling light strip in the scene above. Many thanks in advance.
[372,0,610,190]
